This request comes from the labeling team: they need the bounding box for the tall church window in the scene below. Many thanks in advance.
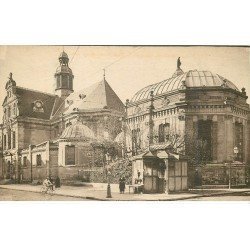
[65,145,75,165]
[197,120,212,161]
[61,75,68,88]
[235,122,243,162]
[36,154,42,166]
[23,156,27,167]
[12,131,16,149]
[56,75,60,89]
[158,123,170,143]
[7,129,11,149]
[69,76,73,90]
[3,134,7,149]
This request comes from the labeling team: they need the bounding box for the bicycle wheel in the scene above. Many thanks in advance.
[40,186,46,193]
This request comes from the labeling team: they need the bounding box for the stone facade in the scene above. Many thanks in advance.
[0,51,125,183]
[125,66,250,187]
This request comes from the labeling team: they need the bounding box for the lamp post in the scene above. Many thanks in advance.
[228,146,239,189]
[106,169,112,198]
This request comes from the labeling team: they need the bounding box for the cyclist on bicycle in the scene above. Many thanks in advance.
[43,177,53,193]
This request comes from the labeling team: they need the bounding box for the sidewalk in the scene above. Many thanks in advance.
[0,183,250,201]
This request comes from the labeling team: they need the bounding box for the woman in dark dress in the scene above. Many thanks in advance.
[55,176,61,188]
[119,176,126,194]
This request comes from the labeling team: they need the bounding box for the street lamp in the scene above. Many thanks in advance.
[234,146,239,160]
[106,169,112,198]
[228,146,239,189]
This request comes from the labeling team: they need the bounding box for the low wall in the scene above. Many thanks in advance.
[189,163,247,187]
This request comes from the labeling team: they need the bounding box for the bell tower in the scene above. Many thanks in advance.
[54,51,74,97]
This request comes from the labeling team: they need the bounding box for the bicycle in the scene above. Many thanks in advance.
[40,184,54,195]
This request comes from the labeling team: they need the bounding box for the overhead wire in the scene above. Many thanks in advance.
[69,46,80,64]
[82,46,143,81]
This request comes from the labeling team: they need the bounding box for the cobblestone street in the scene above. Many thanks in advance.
[0,188,86,201]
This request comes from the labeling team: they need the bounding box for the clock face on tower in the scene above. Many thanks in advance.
[33,100,44,112]
[35,101,42,108]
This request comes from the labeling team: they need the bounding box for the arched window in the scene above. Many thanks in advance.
[158,123,170,143]
[23,156,27,167]
[197,120,212,161]
[12,131,16,149]
[7,129,11,149]
[235,122,243,162]
[65,145,75,165]
[3,134,7,149]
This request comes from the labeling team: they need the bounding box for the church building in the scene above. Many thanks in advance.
[0,51,124,183]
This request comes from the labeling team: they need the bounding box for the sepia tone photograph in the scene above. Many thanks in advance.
[0,45,250,201]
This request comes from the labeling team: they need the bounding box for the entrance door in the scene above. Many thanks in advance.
[143,166,163,193]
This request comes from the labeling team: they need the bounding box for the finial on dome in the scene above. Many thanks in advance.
[172,57,184,78]
[59,50,69,66]
[177,57,181,69]
[9,72,13,80]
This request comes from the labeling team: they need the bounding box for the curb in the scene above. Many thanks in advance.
[0,186,249,201]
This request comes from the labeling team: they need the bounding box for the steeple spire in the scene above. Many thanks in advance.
[54,50,74,97]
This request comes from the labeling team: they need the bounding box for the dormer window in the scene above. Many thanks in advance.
[33,100,44,113]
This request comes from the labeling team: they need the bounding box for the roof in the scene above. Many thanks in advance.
[60,121,95,140]
[131,70,239,103]
[59,51,69,59]
[15,87,57,120]
[63,78,125,114]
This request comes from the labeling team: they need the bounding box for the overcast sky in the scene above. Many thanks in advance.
[0,46,250,119]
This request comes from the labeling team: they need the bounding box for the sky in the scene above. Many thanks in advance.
[0,46,250,119]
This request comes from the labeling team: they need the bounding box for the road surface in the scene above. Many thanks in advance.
[0,188,86,201]
[189,192,250,201]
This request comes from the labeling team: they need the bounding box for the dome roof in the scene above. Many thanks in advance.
[60,121,95,140]
[59,51,69,59]
[131,70,239,103]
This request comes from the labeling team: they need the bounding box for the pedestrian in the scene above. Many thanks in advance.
[55,176,61,188]
[120,176,126,194]
[119,177,123,194]
[49,176,54,191]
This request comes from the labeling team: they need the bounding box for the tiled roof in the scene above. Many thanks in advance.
[56,78,125,117]
[15,87,57,120]
[131,70,239,103]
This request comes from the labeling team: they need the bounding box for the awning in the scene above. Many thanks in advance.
[149,142,172,151]
[156,151,169,159]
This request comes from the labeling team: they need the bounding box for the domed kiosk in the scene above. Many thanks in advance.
[58,121,96,170]
[57,120,121,182]
[126,58,249,191]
